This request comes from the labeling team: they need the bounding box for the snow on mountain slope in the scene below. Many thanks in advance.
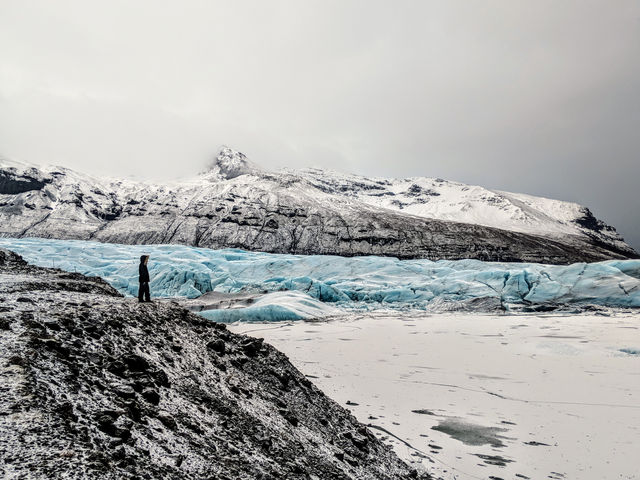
[0,148,636,264]
[200,146,263,179]
[296,167,631,254]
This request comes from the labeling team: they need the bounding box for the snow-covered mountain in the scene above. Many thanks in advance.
[297,167,627,248]
[0,147,636,264]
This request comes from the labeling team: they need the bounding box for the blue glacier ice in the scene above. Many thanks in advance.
[1,238,639,320]
[197,291,342,322]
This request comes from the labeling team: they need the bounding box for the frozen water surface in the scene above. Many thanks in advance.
[0,238,638,321]
[231,312,640,480]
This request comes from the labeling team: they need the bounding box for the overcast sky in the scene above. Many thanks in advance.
[1,0,639,250]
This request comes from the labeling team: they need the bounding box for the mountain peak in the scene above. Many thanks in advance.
[202,146,262,180]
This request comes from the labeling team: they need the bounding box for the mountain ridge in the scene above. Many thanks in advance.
[0,148,636,264]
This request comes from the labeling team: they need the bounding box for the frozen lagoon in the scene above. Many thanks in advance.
[231,312,640,480]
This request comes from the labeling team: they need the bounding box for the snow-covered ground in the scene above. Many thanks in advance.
[231,312,640,480]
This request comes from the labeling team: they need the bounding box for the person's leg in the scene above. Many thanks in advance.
[144,282,151,302]
[138,283,144,302]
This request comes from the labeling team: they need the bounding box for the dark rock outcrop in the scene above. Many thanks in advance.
[0,249,429,479]
[0,170,50,195]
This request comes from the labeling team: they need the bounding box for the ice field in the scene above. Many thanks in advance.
[1,238,639,321]
[231,312,640,480]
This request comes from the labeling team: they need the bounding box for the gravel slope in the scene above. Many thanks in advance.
[0,249,430,480]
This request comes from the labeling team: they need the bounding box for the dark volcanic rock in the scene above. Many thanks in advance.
[0,248,430,480]
[207,338,226,355]
[0,170,50,194]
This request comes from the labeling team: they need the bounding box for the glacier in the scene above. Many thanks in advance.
[1,237,638,321]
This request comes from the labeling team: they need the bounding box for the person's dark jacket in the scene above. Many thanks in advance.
[139,255,150,283]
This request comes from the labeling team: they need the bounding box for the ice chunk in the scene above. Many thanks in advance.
[197,291,341,323]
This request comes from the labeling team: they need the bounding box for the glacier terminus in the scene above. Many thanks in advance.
[2,237,638,322]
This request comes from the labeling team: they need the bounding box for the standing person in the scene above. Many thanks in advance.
[138,255,151,303]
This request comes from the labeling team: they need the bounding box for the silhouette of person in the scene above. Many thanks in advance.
[138,255,151,303]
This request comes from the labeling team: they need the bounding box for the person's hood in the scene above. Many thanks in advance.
[140,255,148,264]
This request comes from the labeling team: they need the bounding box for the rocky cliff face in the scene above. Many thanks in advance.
[0,150,636,264]
[0,249,429,480]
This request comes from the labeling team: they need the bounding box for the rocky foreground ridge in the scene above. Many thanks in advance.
[0,249,430,480]
[0,149,637,264]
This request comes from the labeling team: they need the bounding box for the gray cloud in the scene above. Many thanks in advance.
[1,0,639,249]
